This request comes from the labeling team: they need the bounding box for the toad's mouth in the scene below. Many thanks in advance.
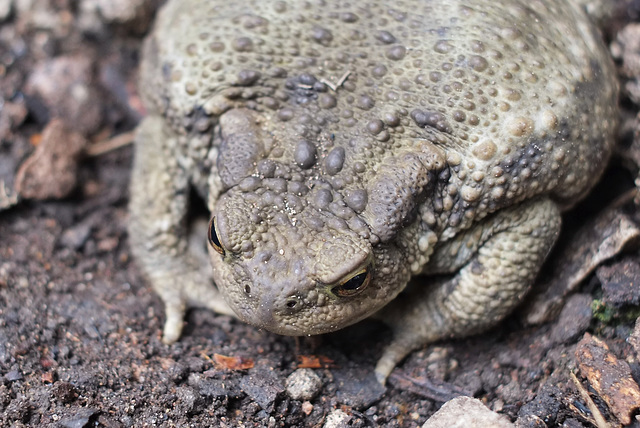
[226,293,379,337]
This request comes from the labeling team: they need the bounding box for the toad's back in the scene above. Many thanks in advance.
[140,0,617,230]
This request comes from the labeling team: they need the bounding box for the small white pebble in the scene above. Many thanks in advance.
[285,369,323,401]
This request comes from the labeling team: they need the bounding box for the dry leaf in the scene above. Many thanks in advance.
[213,353,254,371]
[15,119,87,200]
[297,355,336,369]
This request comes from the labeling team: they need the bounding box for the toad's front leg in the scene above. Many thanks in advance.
[375,197,561,383]
[128,115,234,344]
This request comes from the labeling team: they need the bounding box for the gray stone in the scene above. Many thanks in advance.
[285,369,323,401]
[422,396,514,428]
[239,368,285,412]
[323,409,352,428]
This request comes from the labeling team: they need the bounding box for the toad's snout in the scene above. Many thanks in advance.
[231,278,312,336]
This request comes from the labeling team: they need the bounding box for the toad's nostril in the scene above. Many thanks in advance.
[286,299,297,308]
[244,284,251,295]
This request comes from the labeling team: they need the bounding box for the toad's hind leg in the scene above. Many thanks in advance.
[129,115,234,344]
[375,197,561,383]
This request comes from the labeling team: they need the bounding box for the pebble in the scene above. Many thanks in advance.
[25,55,102,135]
[53,382,78,404]
[422,396,514,428]
[549,293,592,344]
[597,258,640,306]
[58,407,98,428]
[4,370,23,382]
[188,373,243,400]
[61,221,93,250]
[175,386,204,416]
[323,409,352,428]
[239,367,285,412]
[334,369,386,409]
[285,368,323,401]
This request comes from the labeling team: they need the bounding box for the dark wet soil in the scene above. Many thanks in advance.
[2,1,640,427]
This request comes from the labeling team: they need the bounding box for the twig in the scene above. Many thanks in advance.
[335,71,351,88]
[319,70,352,92]
[86,130,135,157]
[388,371,472,402]
[570,371,611,428]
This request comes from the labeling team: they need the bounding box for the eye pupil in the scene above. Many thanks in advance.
[332,268,371,297]
[341,272,367,290]
[208,217,225,255]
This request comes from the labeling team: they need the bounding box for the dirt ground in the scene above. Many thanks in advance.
[2,1,640,427]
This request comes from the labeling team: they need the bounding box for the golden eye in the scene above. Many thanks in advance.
[332,267,371,297]
[207,217,225,256]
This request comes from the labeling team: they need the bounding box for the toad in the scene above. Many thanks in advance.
[129,0,618,382]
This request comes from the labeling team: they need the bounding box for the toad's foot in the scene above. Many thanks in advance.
[374,197,561,384]
[157,268,235,344]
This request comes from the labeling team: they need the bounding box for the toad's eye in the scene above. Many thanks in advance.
[332,267,371,297]
[207,217,225,256]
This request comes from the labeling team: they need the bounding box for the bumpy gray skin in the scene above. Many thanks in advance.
[129,0,618,383]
